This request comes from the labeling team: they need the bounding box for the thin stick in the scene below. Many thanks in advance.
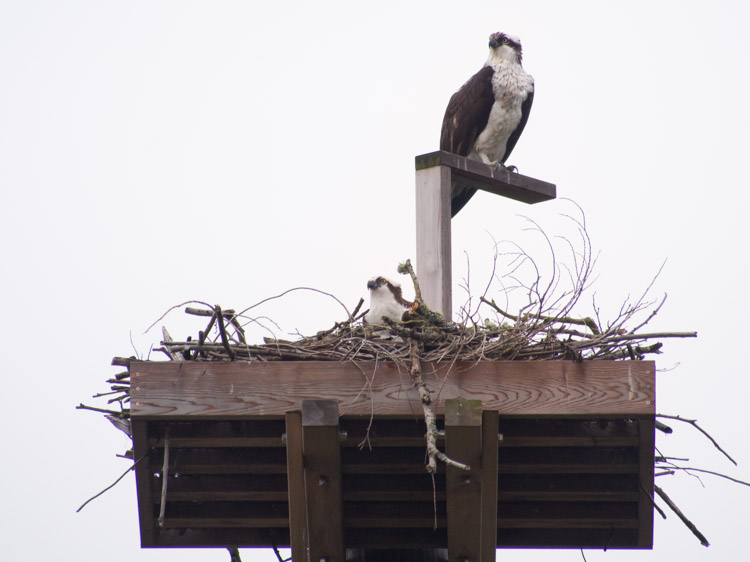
[640,483,667,520]
[657,414,737,466]
[654,485,710,546]
[215,305,236,360]
[398,259,423,303]
[480,296,600,334]
[661,466,750,487]
[158,427,170,527]
[76,453,149,512]
[76,403,128,417]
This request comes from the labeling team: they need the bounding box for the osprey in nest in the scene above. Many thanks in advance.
[364,276,417,326]
[441,31,534,216]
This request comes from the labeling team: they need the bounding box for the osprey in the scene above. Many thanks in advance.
[441,31,534,216]
[364,276,415,325]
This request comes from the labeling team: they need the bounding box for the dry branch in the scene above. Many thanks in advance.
[654,485,710,547]
[656,414,737,466]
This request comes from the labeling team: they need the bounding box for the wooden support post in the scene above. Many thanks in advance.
[414,151,556,322]
[131,419,156,547]
[638,415,656,548]
[445,399,483,562]
[480,410,499,561]
[302,400,345,562]
[415,164,452,318]
[285,410,307,562]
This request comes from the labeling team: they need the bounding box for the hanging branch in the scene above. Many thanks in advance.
[76,452,150,512]
[408,338,469,473]
[657,414,737,466]
[654,485,710,547]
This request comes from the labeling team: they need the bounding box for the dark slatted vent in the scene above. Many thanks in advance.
[134,416,652,549]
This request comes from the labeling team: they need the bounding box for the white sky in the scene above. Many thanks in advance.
[2,1,749,561]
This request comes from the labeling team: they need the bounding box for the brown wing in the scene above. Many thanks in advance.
[440,65,495,156]
[440,66,495,217]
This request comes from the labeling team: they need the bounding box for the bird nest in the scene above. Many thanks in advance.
[91,208,698,422]
[78,212,750,549]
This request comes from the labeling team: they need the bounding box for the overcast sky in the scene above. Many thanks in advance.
[2,1,749,561]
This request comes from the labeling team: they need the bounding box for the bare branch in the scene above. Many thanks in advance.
[657,414,737,466]
[654,485,710,547]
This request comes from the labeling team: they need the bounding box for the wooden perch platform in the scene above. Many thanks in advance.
[415,151,556,205]
[414,151,556,318]
[130,360,655,558]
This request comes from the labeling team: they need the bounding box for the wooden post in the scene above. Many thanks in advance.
[445,399,483,562]
[285,411,306,562]
[302,400,345,562]
[414,151,556,321]
[415,164,452,318]
[638,415,656,548]
[480,410,499,561]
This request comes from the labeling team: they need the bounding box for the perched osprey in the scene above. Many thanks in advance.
[364,276,415,326]
[441,31,534,216]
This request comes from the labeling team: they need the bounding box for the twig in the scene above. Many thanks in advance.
[654,485,710,546]
[76,403,128,417]
[658,466,750,487]
[657,414,737,466]
[640,483,667,519]
[215,305,236,360]
[480,296,600,334]
[398,259,423,303]
[76,453,149,512]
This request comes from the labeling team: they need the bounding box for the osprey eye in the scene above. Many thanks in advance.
[380,279,387,284]
[502,37,509,44]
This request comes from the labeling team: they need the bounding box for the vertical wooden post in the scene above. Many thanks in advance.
[480,410,499,561]
[302,400,345,562]
[131,420,156,547]
[285,410,307,562]
[415,164,452,319]
[445,399,483,562]
[638,415,656,548]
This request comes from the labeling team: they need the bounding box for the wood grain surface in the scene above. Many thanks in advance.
[130,360,655,418]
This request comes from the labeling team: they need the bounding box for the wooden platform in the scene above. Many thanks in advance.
[130,360,655,558]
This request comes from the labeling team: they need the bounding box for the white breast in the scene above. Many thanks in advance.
[365,290,407,325]
[472,63,534,165]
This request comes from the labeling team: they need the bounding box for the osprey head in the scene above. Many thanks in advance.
[367,276,400,293]
[365,275,414,325]
[488,32,523,63]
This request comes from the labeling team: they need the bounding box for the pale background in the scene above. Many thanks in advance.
[1,1,748,560]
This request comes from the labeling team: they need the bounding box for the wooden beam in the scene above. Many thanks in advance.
[415,164,452,318]
[132,419,156,547]
[638,415,655,548]
[480,410,499,562]
[302,400,345,562]
[415,151,556,205]
[285,411,306,562]
[445,399,483,562]
[130,360,655,418]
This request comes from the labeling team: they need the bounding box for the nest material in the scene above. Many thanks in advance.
[91,255,696,424]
